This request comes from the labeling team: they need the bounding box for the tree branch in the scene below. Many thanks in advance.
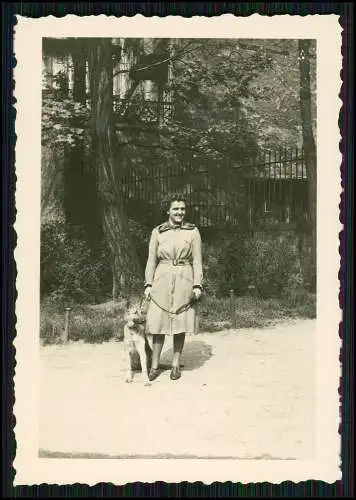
[112,40,199,77]
[118,137,241,162]
[116,80,140,117]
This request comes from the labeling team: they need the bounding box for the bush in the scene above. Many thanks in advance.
[299,238,316,292]
[40,309,64,344]
[202,230,314,301]
[40,219,112,305]
[243,233,300,299]
[201,230,249,297]
[281,287,316,319]
[40,215,153,308]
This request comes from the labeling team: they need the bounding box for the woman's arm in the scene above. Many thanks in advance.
[144,228,159,287]
[192,228,203,289]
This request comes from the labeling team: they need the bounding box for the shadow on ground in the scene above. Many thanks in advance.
[160,340,213,371]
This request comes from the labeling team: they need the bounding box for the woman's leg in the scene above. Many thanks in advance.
[172,333,186,369]
[151,334,165,369]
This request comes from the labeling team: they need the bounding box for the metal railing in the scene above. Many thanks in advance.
[121,147,310,230]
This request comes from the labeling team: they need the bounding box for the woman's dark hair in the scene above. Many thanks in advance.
[160,192,187,212]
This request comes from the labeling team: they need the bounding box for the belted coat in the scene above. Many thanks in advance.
[144,221,203,336]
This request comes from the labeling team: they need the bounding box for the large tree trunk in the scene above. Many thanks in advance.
[72,43,87,103]
[63,42,103,252]
[88,38,142,300]
[299,39,317,291]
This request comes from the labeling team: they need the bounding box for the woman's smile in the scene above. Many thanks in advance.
[168,201,186,225]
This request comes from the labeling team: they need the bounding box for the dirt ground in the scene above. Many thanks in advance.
[39,318,315,460]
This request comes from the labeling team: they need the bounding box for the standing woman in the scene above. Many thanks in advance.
[144,195,203,381]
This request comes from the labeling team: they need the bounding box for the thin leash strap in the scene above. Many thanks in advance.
[139,296,150,314]
[147,294,197,315]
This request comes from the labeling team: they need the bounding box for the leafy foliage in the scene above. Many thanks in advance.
[202,231,315,300]
[115,38,314,215]
[166,39,262,164]
[40,219,112,305]
[243,233,300,298]
[42,86,89,147]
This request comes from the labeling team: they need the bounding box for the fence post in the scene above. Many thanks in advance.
[61,307,71,343]
[247,285,257,307]
[229,289,237,328]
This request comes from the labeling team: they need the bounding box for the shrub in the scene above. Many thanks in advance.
[40,215,153,308]
[201,231,249,297]
[299,239,316,292]
[40,219,112,305]
[243,233,300,299]
[281,288,316,318]
[202,231,307,300]
[40,310,64,345]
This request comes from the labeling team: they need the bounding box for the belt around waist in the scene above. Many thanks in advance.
[159,259,192,266]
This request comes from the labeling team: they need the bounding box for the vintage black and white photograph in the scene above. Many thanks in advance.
[14,15,342,485]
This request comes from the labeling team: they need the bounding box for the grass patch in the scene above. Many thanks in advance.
[198,293,316,332]
[40,299,127,345]
[40,292,316,344]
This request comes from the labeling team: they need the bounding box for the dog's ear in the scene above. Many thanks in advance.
[125,297,131,309]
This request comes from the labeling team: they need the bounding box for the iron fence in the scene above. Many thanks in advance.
[113,96,173,125]
[245,148,309,229]
[121,147,311,231]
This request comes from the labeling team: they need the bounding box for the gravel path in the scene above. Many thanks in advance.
[39,319,315,459]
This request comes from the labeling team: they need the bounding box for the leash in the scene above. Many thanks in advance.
[139,296,150,313]
[140,258,200,314]
[143,294,199,315]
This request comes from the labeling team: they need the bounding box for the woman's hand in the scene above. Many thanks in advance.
[193,287,202,300]
[144,285,152,299]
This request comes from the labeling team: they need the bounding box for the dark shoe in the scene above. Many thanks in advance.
[170,366,181,381]
[148,368,160,382]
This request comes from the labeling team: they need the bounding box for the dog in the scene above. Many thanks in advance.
[123,301,152,386]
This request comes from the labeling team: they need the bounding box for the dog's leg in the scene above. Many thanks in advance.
[124,346,134,383]
[136,340,151,386]
[146,333,153,352]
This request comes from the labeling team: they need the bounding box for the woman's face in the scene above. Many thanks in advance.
[167,200,186,225]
